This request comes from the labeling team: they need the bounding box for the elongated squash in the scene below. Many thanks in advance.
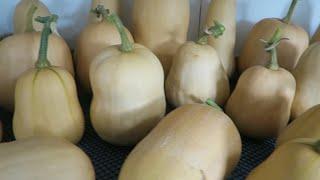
[14,0,50,34]
[119,102,241,180]
[132,0,190,76]
[238,0,308,73]
[278,105,320,147]
[0,137,95,180]
[90,8,166,145]
[0,12,73,111]
[226,29,296,138]
[13,15,84,144]
[166,21,230,107]
[291,42,320,119]
[247,139,320,180]
[76,5,133,92]
[206,0,236,77]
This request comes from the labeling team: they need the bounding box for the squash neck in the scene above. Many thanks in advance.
[25,1,38,33]
[197,20,225,45]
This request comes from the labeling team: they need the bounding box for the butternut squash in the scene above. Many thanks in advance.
[165,21,230,107]
[238,0,309,73]
[13,15,84,144]
[0,12,74,111]
[206,0,236,77]
[291,42,320,119]
[278,104,320,147]
[247,138,320,180]
[311,25,320,43]
[14,0,50,34]
[0,137,95,180]
[119,102,241,180]
[76,5,133,92]
[90,9,166,145]
[132,0,190,76]
[226,29,296,138]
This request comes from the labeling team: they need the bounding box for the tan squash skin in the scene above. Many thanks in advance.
[247,139,320,180]
[13,67,84,144]
[311,26,320,43]
[90,44,166,145]
[0,33,74,111]
[89,0,119,23]
[0,137,95,180]
[291,43,320,119]
[119,104,241,180]
[14,0,50,34]
[76,20,133,93]
[165,42,230,107]
[132,0,190,76]
[206,0,236,77]
[238,18,309,73]
[278,105,320,147]
[226,66,296,138]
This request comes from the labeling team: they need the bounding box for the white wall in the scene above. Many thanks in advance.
[1,0,320,54]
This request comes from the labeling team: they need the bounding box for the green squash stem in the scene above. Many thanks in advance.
[205,99,223,111]
[34,15,58,69]
[260,28,286,71]
[197,20,225,45]
[93,5,133,52]
[283,0,299,24]
[25,1,38,32]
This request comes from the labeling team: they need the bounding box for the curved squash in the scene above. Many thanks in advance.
[13,15,84,144]
[119,103,241,180]
[278,104,320,146]
[76,5,133,92]
[205,0,236,77]
[90,10,166,145]
[238,0,308,73]
[291,42,320,119]
[247,139,320,180]
[0,18,73,111]
[14,0,51,34]
[165,21,230,107]
[0,137,95,180]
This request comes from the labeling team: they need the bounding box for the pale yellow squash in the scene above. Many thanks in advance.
[247,138,320,180]
[278,104,320,147]
[14,0,50,34]
[132,0,190,76]
[90,10,166,145]
[238,0,309,73]
[13,15,84,144]
[206,0,236,77]
[119,103,241,180]
[76,5,133,92]
[0,17,73,111]
[166,21,230,107]
[291,42,320,119]
[226,29,296,138]
[311,25,320,43]
[0,137,95,180]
